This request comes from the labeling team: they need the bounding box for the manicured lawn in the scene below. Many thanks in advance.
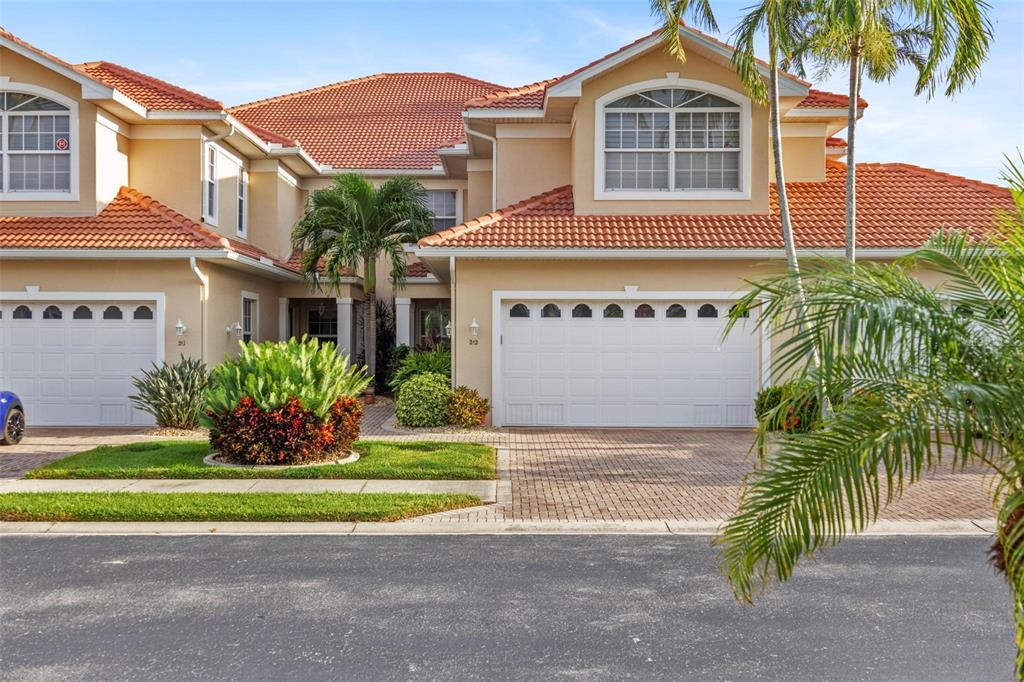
[0,492,480,522]
[26,440,496,480]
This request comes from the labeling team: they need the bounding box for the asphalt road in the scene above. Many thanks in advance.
[0,535,1012,681]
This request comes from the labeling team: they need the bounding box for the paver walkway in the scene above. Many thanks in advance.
[0,401,996,523]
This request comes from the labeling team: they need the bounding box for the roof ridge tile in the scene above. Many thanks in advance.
[74,60,222,110]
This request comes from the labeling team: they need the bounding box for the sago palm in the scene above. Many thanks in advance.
[720,156,1024,677]
[291,173,432,393]
[809,0,992,262]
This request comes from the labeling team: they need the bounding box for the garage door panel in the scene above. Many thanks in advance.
[1,300,157,426]
[501,299,758,427]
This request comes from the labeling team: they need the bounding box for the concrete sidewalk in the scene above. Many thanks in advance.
[0,518,995,536]
[0,478,496,502]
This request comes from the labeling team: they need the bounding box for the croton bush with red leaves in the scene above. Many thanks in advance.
[202,337,370,465]
[209,395,363,465]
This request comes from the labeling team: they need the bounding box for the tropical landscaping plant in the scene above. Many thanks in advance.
[808,0,992,262]
[720,159,1024,676]
[129,356,209,430]
[291,173,433,398]
[447,386,490,428]
[753,380,825,434]
[202,337,370,465]
[390,346,452,395]
[395,372,452,428]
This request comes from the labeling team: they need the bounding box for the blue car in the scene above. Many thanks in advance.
[0,392,25,445]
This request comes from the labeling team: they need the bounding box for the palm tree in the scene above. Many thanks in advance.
[809,0,992,262]
[650,0,719,61]
[719,157,1024,676]
[291,173,432,398]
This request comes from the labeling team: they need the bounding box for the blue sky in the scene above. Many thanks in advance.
[3,0,1022,182]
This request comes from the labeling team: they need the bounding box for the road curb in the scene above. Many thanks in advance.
[0,519,995,536]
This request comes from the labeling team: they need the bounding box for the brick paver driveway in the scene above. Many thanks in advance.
[0,402,995,523]
[364,403,995,524]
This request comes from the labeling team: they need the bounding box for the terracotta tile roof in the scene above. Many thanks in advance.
[799,88,868,110]
[0,187,287,268]
[282,251,359,278]
[228,73,506,169]
[73,61,222,112]
[826,136,848,148]
[406,261,431,277]
[1,26,78,71]
[420,162,1013,250]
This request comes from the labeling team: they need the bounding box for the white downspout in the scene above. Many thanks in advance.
[466,128,498,211]
[189,257,209,363]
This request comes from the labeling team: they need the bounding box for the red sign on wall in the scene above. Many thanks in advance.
[55,137,69,151]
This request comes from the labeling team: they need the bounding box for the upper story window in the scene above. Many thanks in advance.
[1,91,76,199]
[236,169,248,237]
[422,190,458,230]
[203,144,218,224]
[596,83,749,201]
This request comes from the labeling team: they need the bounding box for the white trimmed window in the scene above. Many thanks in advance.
[241,293,258,343]
[203,144,218,224]
[1,91,75,198]
[236,169,248,237]
[596,82,749,200]
[422,190,458,230]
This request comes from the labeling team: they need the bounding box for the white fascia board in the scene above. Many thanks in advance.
[222,251,302,280]
[321,167,446,177]
[437,144,469,156]
[402,275,441,284]
[785,108,864,119]
[416,247,915,260]
[546,30,808,99]
[0,248,228,260]
[0,38,115,100]
[145,110,226,121]
[462,108,547,119]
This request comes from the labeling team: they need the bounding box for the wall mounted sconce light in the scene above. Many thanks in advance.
[227,322,243,338]
[175,319,188,337]
[444,321,452,337]
[469,318,480,337]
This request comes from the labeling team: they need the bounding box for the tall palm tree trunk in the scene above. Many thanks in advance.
[768,39,804,305]
[845,35,862,264]
[363,256,377,403]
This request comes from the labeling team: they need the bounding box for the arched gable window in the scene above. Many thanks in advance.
[1,91,74,196]
[601,85,744,196]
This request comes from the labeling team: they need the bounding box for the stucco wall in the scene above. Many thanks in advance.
[0,48,99,216]
[571,47,772,215]
[129,137,202,219]
[776,135,825,182]
[204,263,282,360]
[466,168,493,219]
[94,112,130,206]
[495,137,572,208]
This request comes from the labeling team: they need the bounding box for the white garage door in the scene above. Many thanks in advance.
[0,301,159,426]
[499,299,760,427]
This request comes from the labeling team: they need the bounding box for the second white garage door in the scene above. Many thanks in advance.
[0,300,159,426]
[499,299,760,427]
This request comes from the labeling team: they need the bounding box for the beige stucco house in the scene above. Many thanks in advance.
[0,26,1013,427]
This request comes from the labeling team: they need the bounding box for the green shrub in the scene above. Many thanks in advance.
[447,386,490,427]
[390,346,451,395]
[395,372,452,428]
[202,337,370,422]
[130,357,209,429]
[755,381,828,434]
